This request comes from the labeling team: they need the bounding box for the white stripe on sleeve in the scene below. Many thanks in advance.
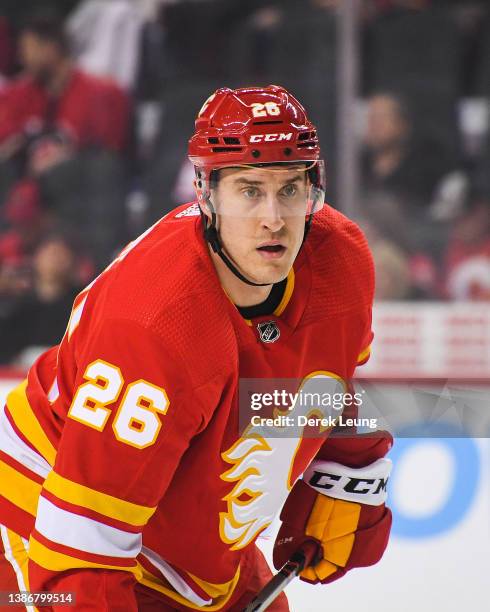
[36,496,141,558]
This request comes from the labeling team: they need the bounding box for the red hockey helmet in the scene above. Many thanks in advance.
[188,85,325,215]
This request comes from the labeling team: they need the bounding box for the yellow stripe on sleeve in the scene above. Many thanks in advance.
[357,345,371,364]
[28,535,142,577]
[43,471,156,527]
[0,459,42,516]
[6,381,57,466]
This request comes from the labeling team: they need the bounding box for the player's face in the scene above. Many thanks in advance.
[210,165,308,285]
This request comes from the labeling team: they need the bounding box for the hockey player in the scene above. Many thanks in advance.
[0,86,392,611]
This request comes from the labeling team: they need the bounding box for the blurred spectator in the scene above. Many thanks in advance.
[0,233,83,366]
[372,239,412,300]
[0,199,93,308]
[361,218,426,300]
[362,93,456,205]
[361,190,418,253]
[360,193,443,299]
[0,13,131,269]
[0,13,130,160]
[0,206,52,308]
[442,187,490,300]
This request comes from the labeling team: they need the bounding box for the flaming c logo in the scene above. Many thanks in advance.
[219,371,347,550]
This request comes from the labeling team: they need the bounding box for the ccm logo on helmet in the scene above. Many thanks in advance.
[249,133,293,143]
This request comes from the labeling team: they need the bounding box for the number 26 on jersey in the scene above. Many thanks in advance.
[67,359,169,449]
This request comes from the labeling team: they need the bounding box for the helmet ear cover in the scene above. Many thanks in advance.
[195,174,219,252]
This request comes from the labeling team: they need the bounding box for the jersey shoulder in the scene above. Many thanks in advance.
[80,203,237,387]
[302,205,374,320]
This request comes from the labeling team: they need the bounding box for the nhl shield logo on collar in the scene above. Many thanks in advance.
[257,321,280,343]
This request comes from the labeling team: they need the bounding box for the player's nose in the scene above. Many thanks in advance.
[259,193,285,233]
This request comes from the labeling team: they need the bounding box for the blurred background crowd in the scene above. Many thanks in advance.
[0,0,489,366]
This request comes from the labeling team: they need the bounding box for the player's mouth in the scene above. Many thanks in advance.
[256,241,287,260]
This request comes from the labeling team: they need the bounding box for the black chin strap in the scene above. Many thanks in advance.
[200,199,312,288]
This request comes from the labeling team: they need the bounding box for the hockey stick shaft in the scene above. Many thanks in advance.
[243,541,319,612]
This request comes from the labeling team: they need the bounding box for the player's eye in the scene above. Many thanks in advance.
[280,183,298,198]
[242,187,261,199]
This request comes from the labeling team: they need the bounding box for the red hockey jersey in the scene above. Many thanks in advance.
[0,202,374,610]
